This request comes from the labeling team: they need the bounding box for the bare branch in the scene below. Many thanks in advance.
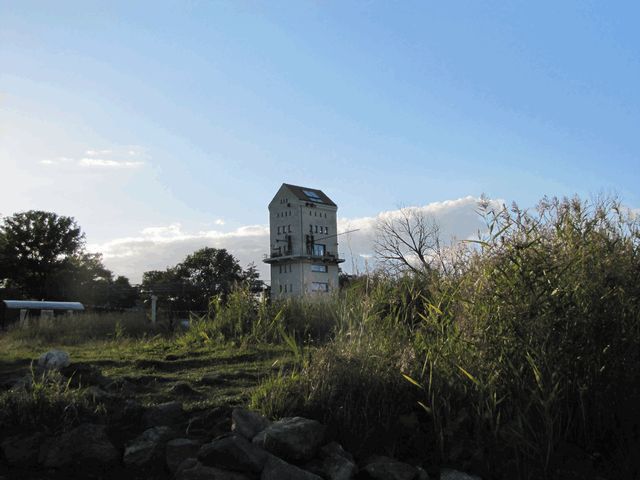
[373,207,440,276]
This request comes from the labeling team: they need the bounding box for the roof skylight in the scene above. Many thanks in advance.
[303,189,322,202]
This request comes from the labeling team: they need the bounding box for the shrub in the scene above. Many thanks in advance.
[0,366,103,436]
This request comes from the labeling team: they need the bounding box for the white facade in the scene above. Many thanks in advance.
[264,184,343,299]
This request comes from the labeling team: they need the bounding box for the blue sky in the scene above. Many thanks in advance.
[2,1,639,281]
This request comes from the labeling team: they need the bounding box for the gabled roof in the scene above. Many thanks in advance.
[280,183,337,207]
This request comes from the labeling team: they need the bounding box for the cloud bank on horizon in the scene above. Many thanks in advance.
[89,196,502,284]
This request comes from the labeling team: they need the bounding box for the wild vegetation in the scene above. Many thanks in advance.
[1,195,638,479]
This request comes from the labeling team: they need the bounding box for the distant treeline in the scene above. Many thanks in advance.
[0,210,262,311]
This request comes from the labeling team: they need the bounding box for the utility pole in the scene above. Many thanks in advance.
[151,295,158,326]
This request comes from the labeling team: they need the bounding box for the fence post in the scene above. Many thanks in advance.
[151,295,158,326]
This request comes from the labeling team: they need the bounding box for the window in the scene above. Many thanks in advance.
[313,243,325,256]
[311,282,329,292]
[277,226,281,234]
[324,226,329,234]
[311,264,327,272]
[279,265,282,273]
[303,190,323,203]
[279,285,282,293]
[309,224,313,233]
[284,284,287,293]
[315,225,318,233]
[288,225,291,232]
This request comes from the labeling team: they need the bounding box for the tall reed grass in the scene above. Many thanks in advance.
[251,196,640,479]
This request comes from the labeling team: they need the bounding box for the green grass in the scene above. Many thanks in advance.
[0,334,291,416]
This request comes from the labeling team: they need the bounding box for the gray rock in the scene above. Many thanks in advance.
[232,408,271,439]
[322,453,358,480]
[39,423,118,468]
[143,400,185,427]
[416,467,430,480]
[1,432,45,466]
[440,469,482,480]
[362,456,418,480]
[37,350,70,371]
[187,407,231,438]
[261,455,324,480]
[320,441,355,462]
[198,433,268,473]
[252,417,326,462]
[166,438,201,473]
[123,425,175,467]
[176,459,253,480]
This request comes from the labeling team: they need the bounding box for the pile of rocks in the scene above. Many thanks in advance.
[1,404,481,480]
[0,351,483,480]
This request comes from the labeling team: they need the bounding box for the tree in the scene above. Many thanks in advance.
[50,253,138,309]
[0,210,138,307]
[0,210,84,298]
[141,247,257,314]
[373,207,440,276]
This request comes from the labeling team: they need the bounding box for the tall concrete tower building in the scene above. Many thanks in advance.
[264,183,344,299]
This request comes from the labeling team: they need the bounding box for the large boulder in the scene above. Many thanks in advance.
[261,455,324,480]
[1,433,45,466]
[37,350,70,371]
[252,417,326,462]
[166,438,201,473]
[319,442,354,462]
[361,456,419,480]
[176,458,253,480]
[321,453,358,480]
[232,408,271,440]
[440,469,482,480]
[143,401,185,427]
[123,425,175,468]
[186,406,231,438]
[198,433,268,473]
[38,423,118,468]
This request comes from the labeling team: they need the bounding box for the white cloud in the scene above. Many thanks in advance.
[39,146,149,171]
[85,149,112,156]
[39,157,74,166]
[79,158,144,169]
[90,196,502,284]
[215,218,225,226]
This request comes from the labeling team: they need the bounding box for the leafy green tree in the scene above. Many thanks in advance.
[0,210,138,307]
[0,211,84,298]
[141,247,258,314]
[50,253,138,309]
